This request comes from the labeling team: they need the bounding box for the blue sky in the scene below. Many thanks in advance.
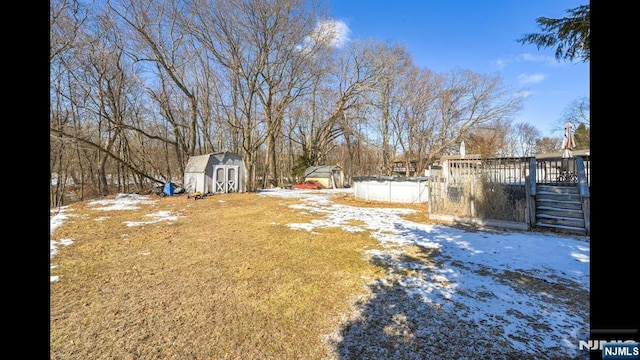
[328,0,589,139]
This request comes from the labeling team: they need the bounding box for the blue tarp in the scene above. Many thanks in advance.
[163,182,175,196]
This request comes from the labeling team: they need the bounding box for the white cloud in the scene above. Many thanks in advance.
[517,53,562,68]
[317,19,350,48]
[299,19,350,53]
[494,53,562,70]
[517,73,546,84]
[514,90,534,99]
[518,53,548,62]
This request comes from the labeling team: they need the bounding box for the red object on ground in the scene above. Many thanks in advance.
[292,180,324,190]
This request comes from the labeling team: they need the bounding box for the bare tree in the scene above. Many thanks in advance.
[392,66,439,175]
[79,12,155,195]
[553,96,590,134]
[108,0,204,173]
[51,0,90,207]
[288,39,384,173]
[465,123,509,158]
[50,0,89,62]
[186,0,327,188]
[536,137,562,154]
[365,42,413,175]
[510,122,542,157]
[419,69,523,165]
[185,0,269,190]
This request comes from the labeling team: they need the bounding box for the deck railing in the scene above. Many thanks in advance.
[428,155,590,228]
[534,156,590,186]
[443,156,590,187]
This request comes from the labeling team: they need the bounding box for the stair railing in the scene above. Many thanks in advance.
[525,157,537,228]
[575,157,590,235]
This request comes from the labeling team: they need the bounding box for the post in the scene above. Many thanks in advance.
[525,174,535,229]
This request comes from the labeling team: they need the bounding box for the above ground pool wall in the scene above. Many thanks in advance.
[353,176,429,203]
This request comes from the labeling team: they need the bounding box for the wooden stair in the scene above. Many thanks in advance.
[535,184,586,235]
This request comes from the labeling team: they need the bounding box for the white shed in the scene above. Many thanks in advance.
[183,151,247,194]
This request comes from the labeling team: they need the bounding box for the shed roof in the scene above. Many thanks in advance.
[184,151,244,173]
[304,165,341,178]
[184,154,212,173]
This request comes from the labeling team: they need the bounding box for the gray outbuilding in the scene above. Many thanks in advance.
[303,165,345,189]
[183,151,247,195]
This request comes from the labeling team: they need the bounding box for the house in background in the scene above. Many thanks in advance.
[391,159,418,177]
[183,151,247,194]
[302,165,345,189]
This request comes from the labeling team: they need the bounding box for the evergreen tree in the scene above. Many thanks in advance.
[517,4,590,63]
[291,151,313,182]
[574,123,590,150]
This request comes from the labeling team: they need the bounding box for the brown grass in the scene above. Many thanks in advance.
[50,192,404,359]
[428,178,527,222]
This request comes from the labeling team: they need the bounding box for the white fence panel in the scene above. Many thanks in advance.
[353,177,429,204]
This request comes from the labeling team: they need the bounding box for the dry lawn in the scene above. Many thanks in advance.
[50,192,429,359]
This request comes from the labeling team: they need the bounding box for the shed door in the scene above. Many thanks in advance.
[332,170,342,188]
[213,165,240,193]
[227,167,238,192]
